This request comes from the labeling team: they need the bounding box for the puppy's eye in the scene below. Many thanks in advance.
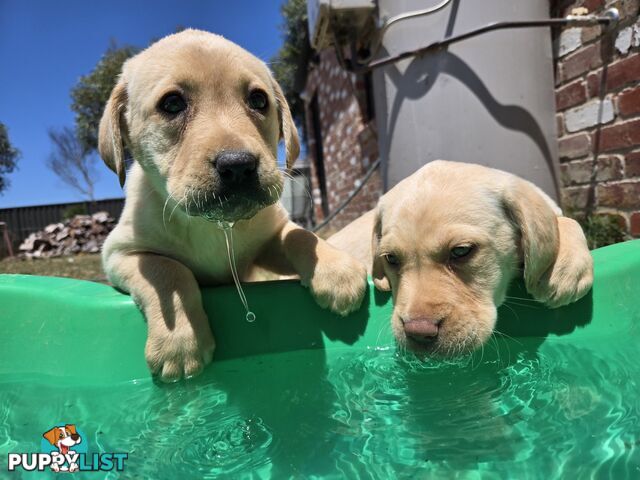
[248,90,268,111]
[159,93,187,114]
[450,245,474,259]
[384,253,400,266]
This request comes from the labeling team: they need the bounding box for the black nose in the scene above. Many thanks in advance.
[70,434,80,441]
[214,150,258,184]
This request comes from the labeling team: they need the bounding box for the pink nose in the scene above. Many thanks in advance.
[403,318,441,343]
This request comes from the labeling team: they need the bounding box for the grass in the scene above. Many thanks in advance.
[579,214,628,250]
[0,254,108,283]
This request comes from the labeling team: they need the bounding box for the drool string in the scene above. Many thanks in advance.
[218,221,256,323]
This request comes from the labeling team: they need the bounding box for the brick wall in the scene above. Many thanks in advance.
[302,50,382,232]
[553,0,640,237]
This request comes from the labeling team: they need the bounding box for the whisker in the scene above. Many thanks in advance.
[493,327,523,346]
[505,300,544,310]
[169,193,185,222]
[278,168,313,201]
[374,319,388,348]
[162,194,173,231]
[504,295,542,303]
[489,334,501,364]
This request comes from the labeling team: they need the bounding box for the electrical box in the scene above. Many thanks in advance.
[307,0,376,50]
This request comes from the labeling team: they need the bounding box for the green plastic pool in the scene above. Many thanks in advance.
[0,240,638,478]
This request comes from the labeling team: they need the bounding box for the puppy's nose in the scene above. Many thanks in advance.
[403,317,442,343]
[214,150,258,184]
[70,434,80,441]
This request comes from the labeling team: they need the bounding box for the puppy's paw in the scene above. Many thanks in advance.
[530,217,594,309]
[305,252,367,316]
[145,324,215,382]
[532,251,594,308]
[544,257,593,308]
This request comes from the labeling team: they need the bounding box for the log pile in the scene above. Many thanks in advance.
[18,212,115,258]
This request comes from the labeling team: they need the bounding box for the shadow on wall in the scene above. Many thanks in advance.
[378,0,558,197]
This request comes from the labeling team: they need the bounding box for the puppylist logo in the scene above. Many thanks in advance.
[7,424,128,473]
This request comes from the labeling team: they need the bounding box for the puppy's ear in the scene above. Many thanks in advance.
[270,76,300,169]
[65,424,77,435]
[502,178,560,300]
[98,78,128,187]
[371,209,391,291]
[43,427,58,446]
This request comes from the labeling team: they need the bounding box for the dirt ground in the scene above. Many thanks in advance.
[0,225,338,284]
[0,254,107,283]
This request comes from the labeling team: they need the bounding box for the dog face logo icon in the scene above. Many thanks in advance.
[7,423,127,473]
[42,424,83,472]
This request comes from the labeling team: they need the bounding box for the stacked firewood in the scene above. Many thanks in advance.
[18,212,116,258]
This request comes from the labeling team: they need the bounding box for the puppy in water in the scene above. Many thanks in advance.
[329,161,593,356]
[99,30,366,381]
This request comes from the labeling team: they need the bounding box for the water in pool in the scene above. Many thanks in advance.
[1,338,639,479]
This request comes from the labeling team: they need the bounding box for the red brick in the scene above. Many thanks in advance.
[560,156,623,186]
[561,185,590,211]
[597,181,640,208]
[558,133,592,160]
[587,55,640,98]
[556,80,587,111]
[605,54,640,92]
[560,160,592,186]
[597,155,624,181]
[600,119,640,152]
[561,160,592,186]
[587,70,602,98]
[625,151,640,177]
[583,0,605,11]
[581,25,602,44]
[560,42,603,82]
[631,212,640,237]
[618,87,640,118]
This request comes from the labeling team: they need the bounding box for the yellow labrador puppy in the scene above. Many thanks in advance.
[329,161,593,356]
[99,30,366,381]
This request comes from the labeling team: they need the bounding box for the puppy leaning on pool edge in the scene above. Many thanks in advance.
[329,161,594,356]
[98,30,367,381]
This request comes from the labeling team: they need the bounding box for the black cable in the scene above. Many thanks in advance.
[312,158,381,232]
[348,14,618,73]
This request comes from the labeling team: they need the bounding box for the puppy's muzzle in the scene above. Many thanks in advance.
[214,150,258,186]
[403,317,441,344]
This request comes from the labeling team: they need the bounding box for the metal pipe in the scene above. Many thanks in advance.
[346,8,620,73]
[359,0,454,63]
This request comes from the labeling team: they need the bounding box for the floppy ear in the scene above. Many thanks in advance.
[270,76,300,169]
[98,78,128,187]
[502,178,560,298]
[43,427,59,446]
[371,208,391,292]
[65,424,77,435]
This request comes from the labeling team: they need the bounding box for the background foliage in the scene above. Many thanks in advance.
[70,43,139,153]
[270,0,311,131]
[0,122,20,195]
